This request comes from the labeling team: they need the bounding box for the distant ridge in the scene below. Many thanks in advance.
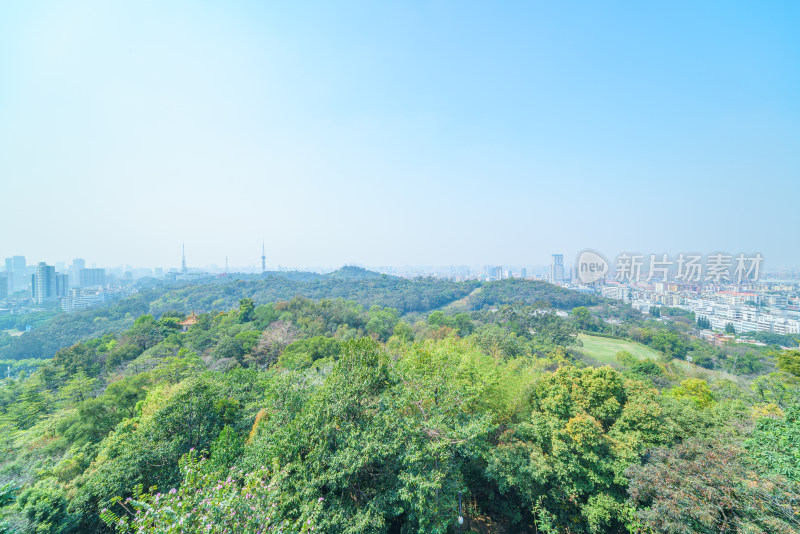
[0,270,603,362]
[324,266,387,280]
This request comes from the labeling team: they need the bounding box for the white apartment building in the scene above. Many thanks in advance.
[688,299,800,335]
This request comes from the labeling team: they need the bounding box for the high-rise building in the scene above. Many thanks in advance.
[70,258,86,287]
[261,241,266,273]
[32,262,68,303]
[0,273,7,300]
[13,256,26,292]
[4,256,26,292]
[31,262,58,304]
[2,259,11,295]
[57,273,69,297]
[549,254,565,283]
[484,265,503,281]
[79,268,106,288]
[32,263,53,303]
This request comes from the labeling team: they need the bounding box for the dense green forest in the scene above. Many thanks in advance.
[0,276,798,533]
[0,269,595,362]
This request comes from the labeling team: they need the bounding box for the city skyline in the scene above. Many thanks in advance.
[5,248,800,280]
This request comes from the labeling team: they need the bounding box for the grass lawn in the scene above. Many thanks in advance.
[576,334,662,365]
[576,333,736,380]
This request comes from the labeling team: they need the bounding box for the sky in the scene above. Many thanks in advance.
[1,1,799,271]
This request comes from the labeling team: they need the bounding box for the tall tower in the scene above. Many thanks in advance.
[261,241,266,273]
[32,262,57,303]
[181,243,187,275]
[5,256,26,292]
[549,254,564,283]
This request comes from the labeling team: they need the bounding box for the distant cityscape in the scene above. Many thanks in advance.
[1,255,137,315]
[3,249,800,339]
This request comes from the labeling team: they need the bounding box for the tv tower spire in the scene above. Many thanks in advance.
[181,243,187,275]
[261,241,266,273]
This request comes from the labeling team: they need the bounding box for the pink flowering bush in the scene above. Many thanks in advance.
[100,450,321,533]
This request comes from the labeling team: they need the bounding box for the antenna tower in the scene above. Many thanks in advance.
[261,241,266,273]
[181,243,187,275]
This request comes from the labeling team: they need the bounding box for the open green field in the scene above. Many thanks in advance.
[2,329,23,337]
[576,333,662,364]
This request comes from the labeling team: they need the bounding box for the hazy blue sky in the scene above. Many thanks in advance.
[1,2,798,270]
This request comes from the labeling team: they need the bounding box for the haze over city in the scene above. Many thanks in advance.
[2,2,799,268]
[5,3,800,534]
